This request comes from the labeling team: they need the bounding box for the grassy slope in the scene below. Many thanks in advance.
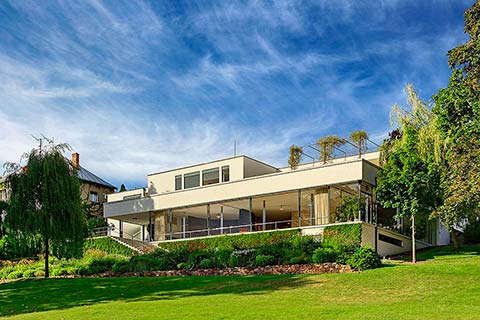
[1,246,480,320]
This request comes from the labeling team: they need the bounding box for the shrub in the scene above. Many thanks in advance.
[34,269,45,278]
[84,249,107,259]
[78,256,119,275]
[334,246,357,265]
[84,238,135,256]
[199,259,213,269]
[158,230,302,252]
[464,221,480,244]
[22,269,36,278]
[112,260,131,273]
[255,254,276,267]
[6,270,23,279]
[211,249,233,268]
[312,247,338,263]
[0,266,15,279]
[129,255,176,273]
[228,249,257,267]
[347,246,381,271]
[322,223,362,250]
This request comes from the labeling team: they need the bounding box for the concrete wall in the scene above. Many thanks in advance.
[243,157,279,178]
[362,223,430,257]
[107,219,144,241]
[147,157,245,195]
[107,188,145,202]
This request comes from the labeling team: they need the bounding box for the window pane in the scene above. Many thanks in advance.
[89,191,98,202]
[222,166,230,182]
[202,168,219,185]
[184,171,200,189]
[175,175,182,190]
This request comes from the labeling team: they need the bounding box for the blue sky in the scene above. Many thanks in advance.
[0,0,474,188]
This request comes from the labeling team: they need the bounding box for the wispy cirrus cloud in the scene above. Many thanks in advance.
[0,0,474,188]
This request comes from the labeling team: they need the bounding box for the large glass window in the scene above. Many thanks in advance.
[175,175,182,190]
[222,165,230,182]
[184,171,200,189]
[202,168,219,185]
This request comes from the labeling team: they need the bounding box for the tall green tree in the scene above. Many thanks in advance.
[4,138,85,277]
[432,0,480,245]
[376,85,443,263]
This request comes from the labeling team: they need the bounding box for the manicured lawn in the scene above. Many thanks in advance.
[1,246,480,320]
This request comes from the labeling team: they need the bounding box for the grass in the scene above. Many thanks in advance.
[1,245,480,320]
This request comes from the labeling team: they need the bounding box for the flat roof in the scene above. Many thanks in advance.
[147,155,279,176]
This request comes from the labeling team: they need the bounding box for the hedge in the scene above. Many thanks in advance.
[83,237,135,257]
[322,223,362,250]
[157,229,303,252]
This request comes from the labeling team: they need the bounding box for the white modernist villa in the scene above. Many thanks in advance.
[103,148,450,257]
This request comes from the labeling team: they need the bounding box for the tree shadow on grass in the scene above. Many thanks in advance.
[0,274,316,317]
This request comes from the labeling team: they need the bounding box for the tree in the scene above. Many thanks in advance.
[288,145,303,170]
[432,0,480,246]
[350,130,368,157]
[119,184,127,192]
[317,135,346,163]
[4,138,85,277]
[376,85,443,263]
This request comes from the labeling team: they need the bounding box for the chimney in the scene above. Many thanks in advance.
[72,153,80,169]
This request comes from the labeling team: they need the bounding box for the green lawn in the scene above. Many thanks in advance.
[1,246,480,320]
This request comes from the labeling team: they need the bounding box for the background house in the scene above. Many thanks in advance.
[0,153,116,217]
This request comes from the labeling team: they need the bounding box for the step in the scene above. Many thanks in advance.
[110,236,157,254]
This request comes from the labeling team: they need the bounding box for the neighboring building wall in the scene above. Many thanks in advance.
[0,178,8,202]
[81,183,115,216]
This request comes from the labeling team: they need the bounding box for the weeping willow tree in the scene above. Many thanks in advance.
[350,130,369,157]
[288,145,303,169]
[4,138,85,277]
[317,135,346,163]
[376,84,445,262]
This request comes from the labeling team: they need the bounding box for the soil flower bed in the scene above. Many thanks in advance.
[94,262,352,278]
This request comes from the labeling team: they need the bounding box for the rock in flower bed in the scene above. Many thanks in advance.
[96,263,352,278]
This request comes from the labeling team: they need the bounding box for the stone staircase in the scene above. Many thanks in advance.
[110,236,157,254]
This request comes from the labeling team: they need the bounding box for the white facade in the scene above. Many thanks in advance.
[103,151,450,254]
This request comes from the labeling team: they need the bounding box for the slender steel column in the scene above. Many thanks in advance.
[148,212,152,242]
[182,216,187,239]
[119,220,123,238]
[142,225,145,242]
[262,200,266,231]
[310,193,315,225]
[298,189,301,227]
[220,206,224,234]
[249,197,253,232]
[365,195,370,223]
[327,186,331,224]
[168,209,173,240]
[207,204,211,236]
[357,181,362,221]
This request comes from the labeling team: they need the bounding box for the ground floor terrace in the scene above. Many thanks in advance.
[106,180,398,242]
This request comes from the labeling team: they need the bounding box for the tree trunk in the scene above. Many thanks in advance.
[451,230,459,250]
[411,215,416,264]
[44,237,49,278]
